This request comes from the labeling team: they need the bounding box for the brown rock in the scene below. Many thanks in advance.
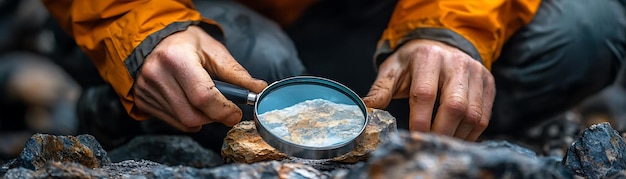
[221,108,397,163]
[8,134,110,170]
[221,121,289,163]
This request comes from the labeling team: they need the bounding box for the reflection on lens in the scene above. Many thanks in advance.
[257,99,365,147]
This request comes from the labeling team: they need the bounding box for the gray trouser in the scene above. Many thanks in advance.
[193,1,306,84]
[488,0,626,134]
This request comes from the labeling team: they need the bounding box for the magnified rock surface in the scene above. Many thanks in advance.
[258,99,366,147]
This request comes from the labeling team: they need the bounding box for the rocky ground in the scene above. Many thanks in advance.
[0,110,625,179]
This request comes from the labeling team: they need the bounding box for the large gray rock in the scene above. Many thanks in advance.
[108,135,224,168]
[221,108,397,164]
[563,122,626,178]
[340,130,574,178]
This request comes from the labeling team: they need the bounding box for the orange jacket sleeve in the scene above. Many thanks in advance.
[42,0,224,120]
[376,0,542,70]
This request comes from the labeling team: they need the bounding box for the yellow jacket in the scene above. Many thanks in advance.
[42,0,541,120]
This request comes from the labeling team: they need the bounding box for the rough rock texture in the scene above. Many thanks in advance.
[221,121,289,163]
[107,135,224,168]
[2,134,110,172]
[4,160,326,179]
[147,161,327,179]
[5,117,626,178]
[4,161,108,179]
[101,159,164,178]
[563,122,626,178]
[258,99,365,147]
[221,108,397,164]
[340,130,575,178]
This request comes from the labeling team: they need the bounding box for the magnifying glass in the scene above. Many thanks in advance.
[214,76,368,159]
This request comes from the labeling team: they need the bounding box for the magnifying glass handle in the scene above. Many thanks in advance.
[213,80,258,105]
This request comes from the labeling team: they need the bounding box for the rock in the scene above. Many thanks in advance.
[280,157,354,172]
[101,159,164,178]
[221,109,397,164]
[340,130,574,178]
[333,109,397,163]
[2,168,35,179]
[5,134,110,171]
[108,135,223,168]
[3,159,325,179]
[221,121,289,163]
[563,122,626,178]
[4,161,107,179]
[146,161,327,179]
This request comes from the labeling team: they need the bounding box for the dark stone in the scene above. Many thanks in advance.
[101,159,164,178]
[2,167,35,179]
[4,162,107,179]
[146,161,327,179]
[563,122,626,178]
[108,135,224,168]
[341,130,574,178]
[9,134,110,171]
[35,161,107,178]
[280,157,354,172]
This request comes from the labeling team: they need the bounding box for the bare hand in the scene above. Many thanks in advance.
[363,39,495,141]
[133,26,267,132]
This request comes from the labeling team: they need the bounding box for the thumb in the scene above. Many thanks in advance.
[363,67,398,109]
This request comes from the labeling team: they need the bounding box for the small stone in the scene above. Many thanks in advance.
[221,121,289,163]
[11,134,110,170]
[108,135,224,168]
[563,122,626,178]
[221,108,397,164]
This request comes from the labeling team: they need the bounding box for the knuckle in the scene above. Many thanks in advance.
[464,105,483,124]
[442,96,468,115]
[415,44,445,54]
[476,119,489,129]
[138,62,160,79]
[188,87,215,108]
[410,84,437,102]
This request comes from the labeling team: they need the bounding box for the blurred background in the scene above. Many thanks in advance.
[1,0,624,163]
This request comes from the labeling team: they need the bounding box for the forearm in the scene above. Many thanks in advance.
[42,0,223,119]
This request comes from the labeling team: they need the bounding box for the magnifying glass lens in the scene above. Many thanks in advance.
[256,83,366,148]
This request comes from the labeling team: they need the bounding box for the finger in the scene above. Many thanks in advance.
[363,56,401,109]
[466,71,495,141]
[454,64,484,140]
[135,60,201,130]
[431,56,469,136]
[166,50,243,127]
[134,90,201,132]
[200,36,268,93]
[134,75,175,117]
[408,52,442,132]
